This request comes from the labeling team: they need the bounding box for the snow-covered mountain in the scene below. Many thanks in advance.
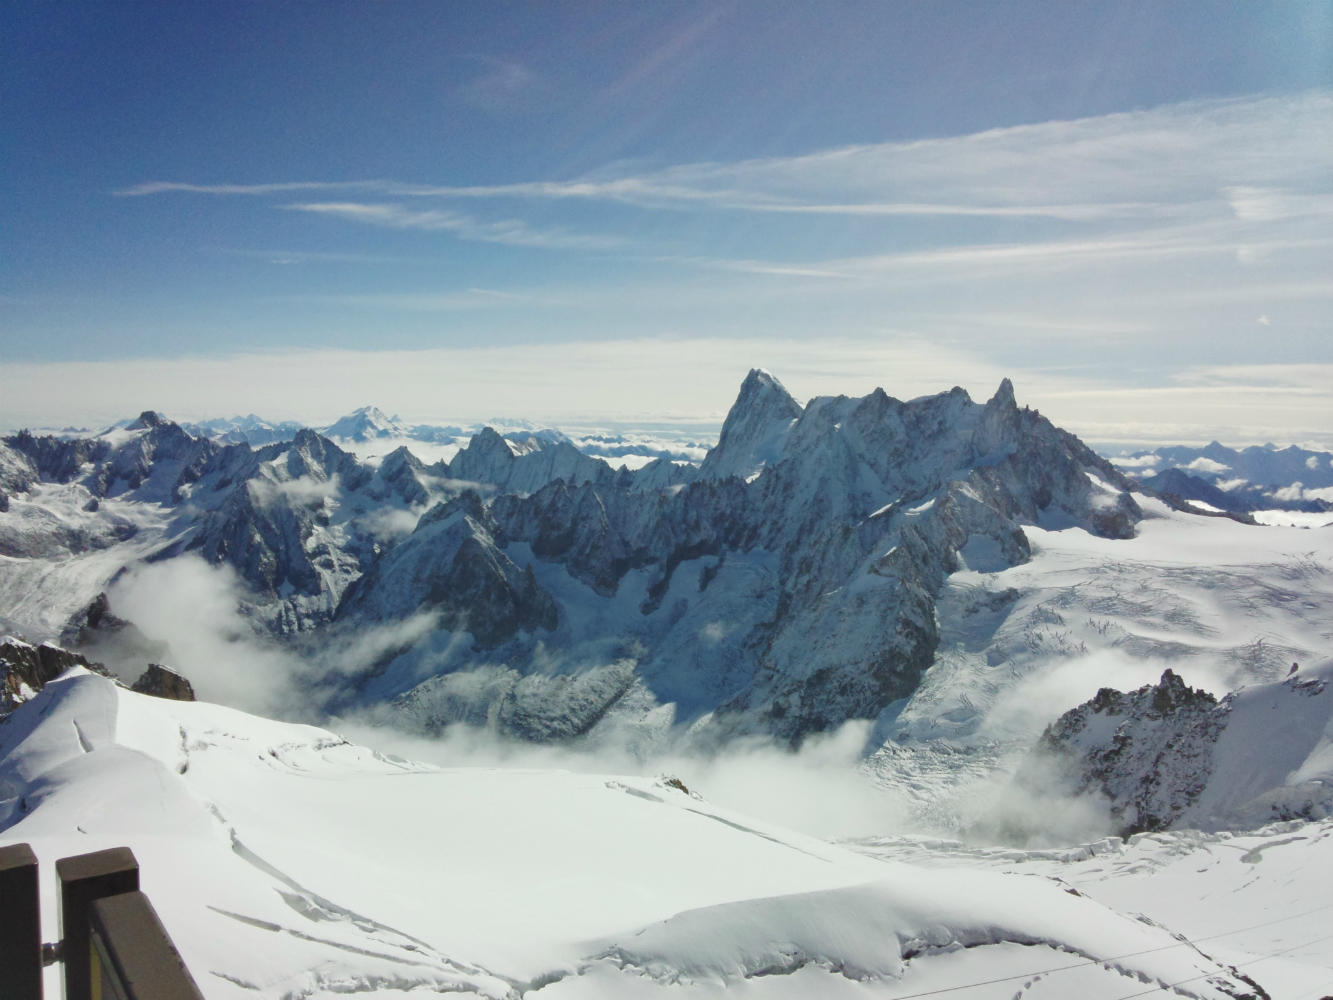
[1113,441,1333,512]
[0,669,1279,999]
[1,371,1330,757]
[181,414,304,447]
[341,371,1148,744]
[320,404,409,442]
[1015,663,1333,836]
[4,371,1333,996]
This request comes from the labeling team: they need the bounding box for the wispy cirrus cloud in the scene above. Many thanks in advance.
[118,91,1333,221]
[117,180,378,197]
[284,287,543,312]
[106,90,1331,368]
[283,201,622,249]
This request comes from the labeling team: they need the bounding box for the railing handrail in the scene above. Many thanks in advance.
[0,842,203,1000]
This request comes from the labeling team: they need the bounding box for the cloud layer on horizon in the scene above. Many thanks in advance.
[3,339,1330,451]
[6,92,1328,448]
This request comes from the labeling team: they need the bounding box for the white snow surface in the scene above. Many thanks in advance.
[1,671,1266,1000]
[850,821,1333,1000]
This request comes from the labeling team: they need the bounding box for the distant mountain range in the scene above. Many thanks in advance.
[1,372,1329,768]
[1112,441,1333,513]
[58,404,1331,518]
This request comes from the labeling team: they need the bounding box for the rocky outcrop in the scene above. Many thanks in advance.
[131,663,196,701]
[61,593,171,679]
[1018,664,1333,835]
[1022,670,1223,836]
[1,638,100,713]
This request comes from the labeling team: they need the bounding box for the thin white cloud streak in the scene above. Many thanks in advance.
[2,343,1330,451]
[710,224,1333,283]
[118,180,380,197]
[119,91,1333,220]
[285,288,546,311]
[284,201,622,250]
[115,93,1333,313]
[220,248,423,265]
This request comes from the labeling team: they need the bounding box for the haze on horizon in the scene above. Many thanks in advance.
[3,2,1330,448]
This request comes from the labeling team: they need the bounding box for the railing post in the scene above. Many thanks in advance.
[0,842,43,1000]
[55,847,139,1000]
[88,891,204,1000]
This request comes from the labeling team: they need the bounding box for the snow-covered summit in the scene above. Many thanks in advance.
[321,405,407,442]
[698,367,802,481]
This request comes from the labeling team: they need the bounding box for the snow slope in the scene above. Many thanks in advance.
[860,495,1333,835]
[0,671,1265,1000]
[851,822,1333,1000]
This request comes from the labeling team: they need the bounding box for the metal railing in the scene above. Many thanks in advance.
[0,843,203,1000]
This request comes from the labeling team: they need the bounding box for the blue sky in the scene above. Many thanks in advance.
[3,1,1331,445]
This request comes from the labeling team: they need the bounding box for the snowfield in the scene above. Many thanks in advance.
[0,670,1292,1000]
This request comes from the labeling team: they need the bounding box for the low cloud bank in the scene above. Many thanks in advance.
[99,557,1256,847]
[331,714,913,842]
[106,556,437,719]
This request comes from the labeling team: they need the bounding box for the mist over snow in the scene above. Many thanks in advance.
[106,556,439,720]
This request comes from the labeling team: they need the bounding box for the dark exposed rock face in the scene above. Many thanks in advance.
[336,491,558,649]
[65,592,133,645]
[1021,670,1225,836]
[1,638,100,713]
[131,663,196,701]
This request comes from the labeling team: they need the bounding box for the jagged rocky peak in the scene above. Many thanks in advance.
[381,443,425,472]
[281,428,363,484]
[336,486,557,647]
[126,409,168,430]
[1002,669,1224,837]
[736,367,801,413]
[448,426,515,480]
[418,488,490,530]
[373,445,429,505]
[988,376,1016,409]
[699,368,804,481]
[1081,669,1218,720]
